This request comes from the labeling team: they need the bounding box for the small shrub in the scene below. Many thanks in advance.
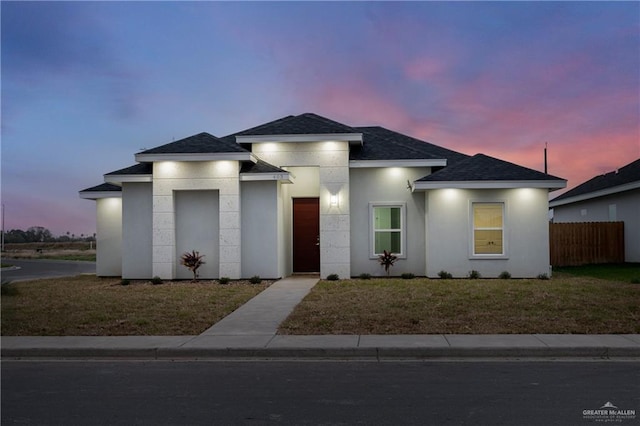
[378,250,397,276]
[326,274,340,281]
[359,273,372,280]
[151,276,163,285]
[468,270,481,279]
[537,273,550,280]
[499,271,511,279]
[438,270,453,279]
[631,278,640,284]
[1,280,18,296]
[120,279,130,286]
[249,275,262,284]
[218,277,230,285]
[401,273,415,280]
[180,250,206,281]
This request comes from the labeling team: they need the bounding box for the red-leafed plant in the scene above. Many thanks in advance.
[180,250,206,281]
[378,250,397,276]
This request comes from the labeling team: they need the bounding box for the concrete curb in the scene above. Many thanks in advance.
[4,346,640,360]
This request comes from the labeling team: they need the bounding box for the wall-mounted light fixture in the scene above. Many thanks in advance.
[330,193,339,207]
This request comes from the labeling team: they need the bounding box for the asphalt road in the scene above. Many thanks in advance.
[0,258,95,281]
[2,360,639,425]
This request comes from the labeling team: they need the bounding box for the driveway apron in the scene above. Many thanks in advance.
[199,276,319,336]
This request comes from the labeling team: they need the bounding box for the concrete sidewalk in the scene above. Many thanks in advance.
[3,334,639,360]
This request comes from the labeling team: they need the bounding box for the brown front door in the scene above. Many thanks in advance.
[293,198,320,273]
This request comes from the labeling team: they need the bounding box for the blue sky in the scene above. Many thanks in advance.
[2,1,638,236]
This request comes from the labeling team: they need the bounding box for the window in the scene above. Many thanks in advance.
[472,202,504,256]
[371,204,405,256]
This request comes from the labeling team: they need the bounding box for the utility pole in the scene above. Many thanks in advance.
[1,204,5,252]
[544,142,548,174]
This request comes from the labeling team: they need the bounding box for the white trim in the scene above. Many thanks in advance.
[240,173,292,183]
[413,180,567,191]
[469,201,508,259]
[369,202,407,259]
[134,152,257,163]
[350,159,446,168]
[236,133,363,145]
[79,191,122,200]
[549,181,640,207]
[104,174,152,184]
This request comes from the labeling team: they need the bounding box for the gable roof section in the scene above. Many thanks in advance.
[79,183,122,199]
[234,113,358,136]
[135,132,255,162]
[413,154,566,190]
[230,113,364,145]
[549,158,640,207]
[239,159,292,182]
[104,163,153,184]
[350,126,469,166]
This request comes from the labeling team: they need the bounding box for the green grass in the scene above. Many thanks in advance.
[279,276,640,335]
[1,263,13,268]
[1,275,269,336]
[554,263,640,283]
[38,254,97,261]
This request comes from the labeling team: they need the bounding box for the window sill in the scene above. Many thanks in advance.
[469,255,509,260]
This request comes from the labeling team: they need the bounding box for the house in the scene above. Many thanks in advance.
[80,113,566,279]
[549,158,640,262]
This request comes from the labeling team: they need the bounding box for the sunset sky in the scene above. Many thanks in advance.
[2,1,638,236]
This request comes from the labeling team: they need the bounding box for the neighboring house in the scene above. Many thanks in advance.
[80,113,566,279]
[549,158,640,262]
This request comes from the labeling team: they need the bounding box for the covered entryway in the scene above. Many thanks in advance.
[292,197,320,273]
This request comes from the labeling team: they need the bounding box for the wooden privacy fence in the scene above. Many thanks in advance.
[549,222,624,267]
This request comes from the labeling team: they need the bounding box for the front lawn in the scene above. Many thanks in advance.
[554,263,640,283]
[279,276,640,335]
[1,276,269,336]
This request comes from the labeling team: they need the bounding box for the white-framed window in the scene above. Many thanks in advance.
[370,203,406,257]
[471,202,505,256]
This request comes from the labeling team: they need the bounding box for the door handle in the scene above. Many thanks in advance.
[315,236,320,246]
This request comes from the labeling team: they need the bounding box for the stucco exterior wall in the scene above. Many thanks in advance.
[253,142,350,278]
[426,188,551,278]
[241,180,281,278]
[175,190,219,279]
[553,189,640,262]
[122,183,152,279]
[96,197,122,276]
[350,167,428,277]
[152,161,241,279]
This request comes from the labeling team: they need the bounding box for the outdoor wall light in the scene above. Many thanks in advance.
[330,193,339,206]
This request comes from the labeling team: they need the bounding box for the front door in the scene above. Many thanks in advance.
[293,198,320,273]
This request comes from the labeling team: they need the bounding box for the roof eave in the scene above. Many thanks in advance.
[104,175,152,184]
[236,133,363,146]
[240,172,293,183]
[134,152,257,163]
[549,181,640,207]
[79,190,122,200]
[350,159,447,168]
[412,180,567,191]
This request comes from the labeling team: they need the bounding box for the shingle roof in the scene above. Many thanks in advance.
[240,159,288,174]
[352,126,469,163]
[80,183,122,193]
[417,154,565,182]
[230,113,359,137]
[105,163,152,176]
[551,158,640,202]
[139,132,249,154]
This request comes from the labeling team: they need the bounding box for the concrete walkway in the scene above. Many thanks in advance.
[193,275,319,348]
[2,275,640,360]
